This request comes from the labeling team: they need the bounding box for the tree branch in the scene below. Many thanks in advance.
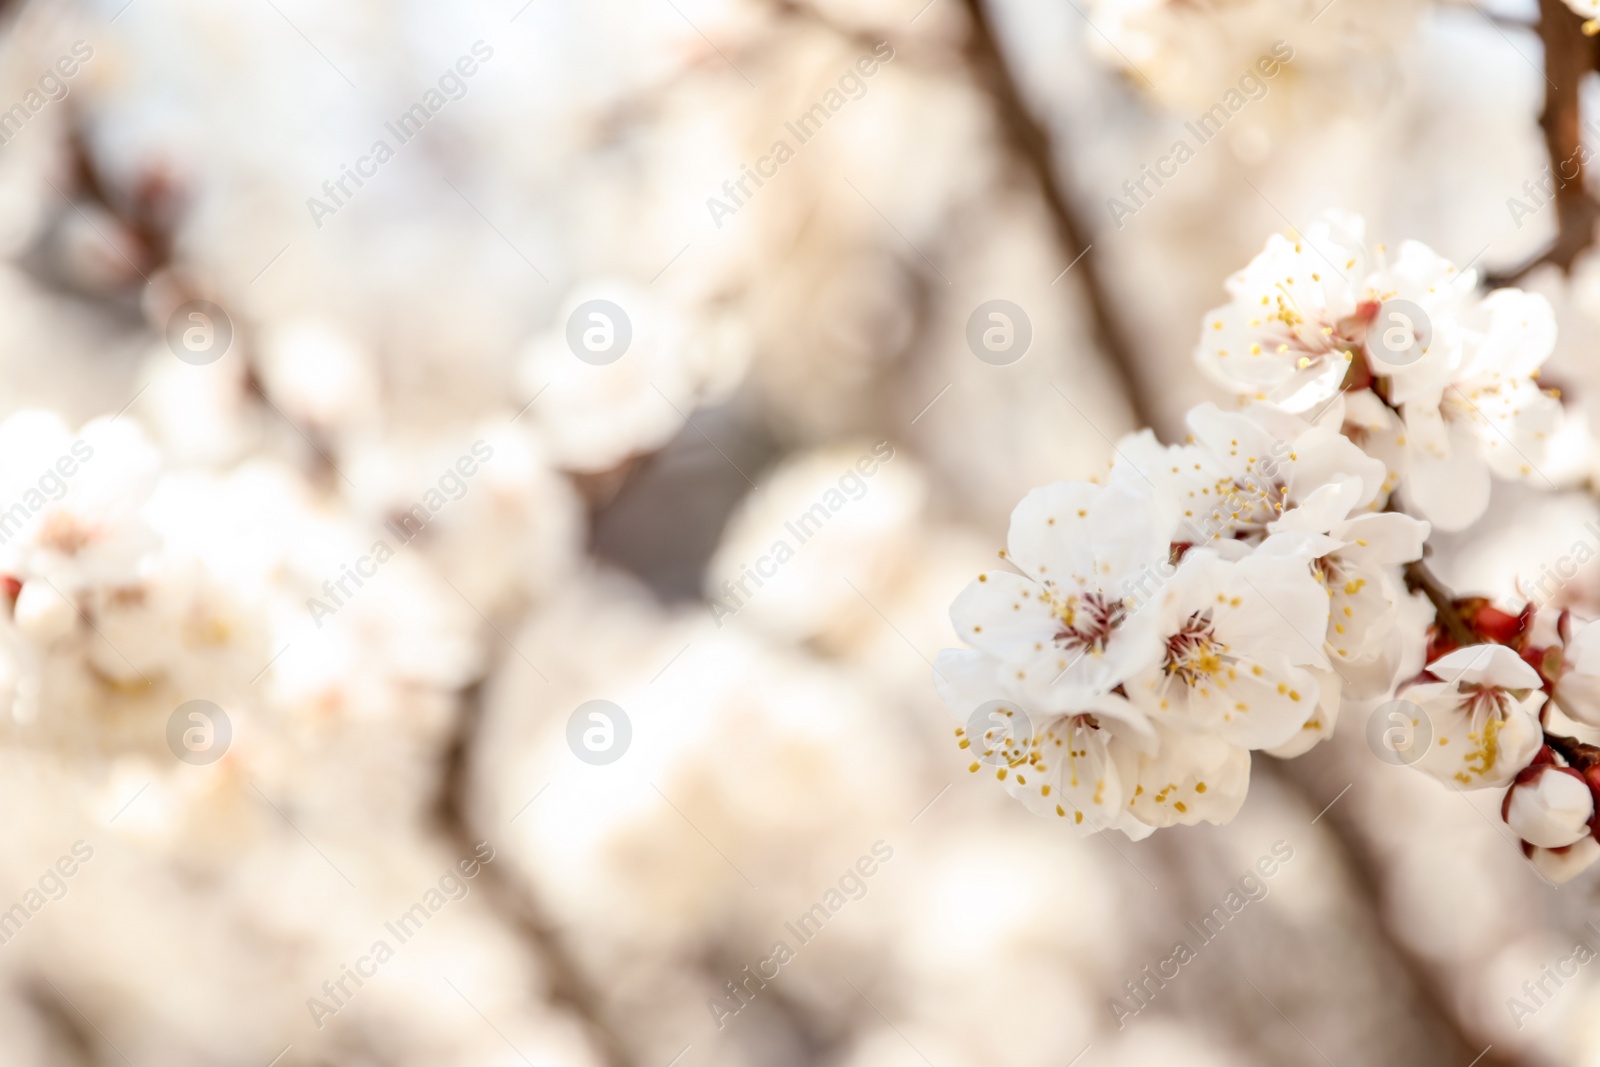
[1486,0,1600,287]
[959,0,1159,429]
[1403,558,1479,649]
[435,680,637,1067]
[1261,762,1528,1067]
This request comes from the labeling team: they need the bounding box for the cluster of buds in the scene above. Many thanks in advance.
[1507,746,1598,881]
[1398,600,1600,882]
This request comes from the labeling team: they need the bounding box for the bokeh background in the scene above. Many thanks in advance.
[2,0,1600,1064]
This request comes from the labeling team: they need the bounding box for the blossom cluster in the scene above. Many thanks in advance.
[935,395,1429,838]
[938,211,1586,862]
[1196,212,1561,532]
[1404,609,1600,884]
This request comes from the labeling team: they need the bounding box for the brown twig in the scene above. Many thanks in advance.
[64,117,179,280]
[1403,558,1479,649]
[959,0,1159,429]
[434,680,637,1067]
[1544,731,1600,771]
[1261,762,1529,1067]
[1485,0,1600,287]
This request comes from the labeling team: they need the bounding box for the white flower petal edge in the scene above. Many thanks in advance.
[1555,619,1600,726]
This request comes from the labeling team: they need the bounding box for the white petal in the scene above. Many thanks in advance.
[1403,418,1491,532]
[1429,644,1541,690]
[1125,729,1251,828]
[1409,682,1544,790]
[932,648,1003,723]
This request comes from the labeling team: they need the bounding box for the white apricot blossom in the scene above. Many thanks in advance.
[933,647,1156,837]
[1118,400,1427,691]
[1390,288,1561,531]
[1194,212,1381,412]
[1407,645,1546,790]
[1126,543,1328,751]
[1504,765,1593,849]
[1267,511,1429,689]
[1116,400,1387,554]
[932,647,1250,839]
[1122,725,1251,831]
[946,475,1170,708]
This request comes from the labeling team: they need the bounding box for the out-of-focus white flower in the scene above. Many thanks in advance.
[13,580,74,643]
[1408,645,1545,790]
[705,442,921,645]
[1504,764,1593,849]
[1561,0,1600,20]
[519,280,747,472]
[256,319,379,431]
[343,422,584,622]
[1083,0,1423,113]
[0,413,161,592]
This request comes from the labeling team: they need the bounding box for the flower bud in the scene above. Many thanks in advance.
[1505,765,1594,849]
[14,579,74,643]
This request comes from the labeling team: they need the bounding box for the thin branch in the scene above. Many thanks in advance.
[435,680,637,1067]
[1486,0,1600,287]
[1403,558,1479,649]
[959,0,1159,429]
[1260,763,1528,1067]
